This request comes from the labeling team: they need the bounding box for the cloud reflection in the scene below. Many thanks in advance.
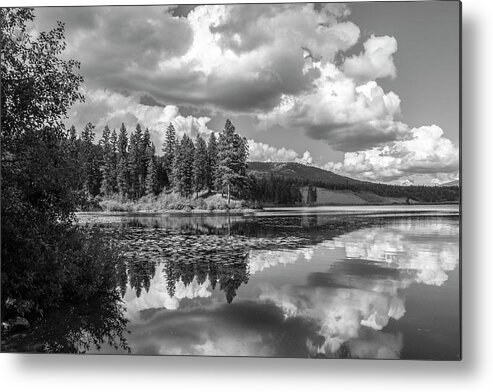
[118,218,458,358]
[124,264,213,320]
[257,219,459,357]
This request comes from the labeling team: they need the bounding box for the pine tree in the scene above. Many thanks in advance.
[140,127,151,195]
[110,128,118,193]
[172,136,182,193]
[156,155,168,192]
[183,136,196,198]
[193,134,208,196]
[81,122,97,197]
[145,145,159,196]
[67,125,82,191]
[215,120,249,204]
[127,131,139,199]
[173,135,195,197]
[117,123,129,198]
[206,132,218,192]
[99,125,113,196]
[117,123,128,157]
[163,123,176,187]
[132,124,144,198]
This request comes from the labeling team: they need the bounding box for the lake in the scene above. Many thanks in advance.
[6,205,461,359]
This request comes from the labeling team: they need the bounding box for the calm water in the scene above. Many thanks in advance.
[7,206,461,359]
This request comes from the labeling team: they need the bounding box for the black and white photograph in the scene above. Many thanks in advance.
[1,1,461,360]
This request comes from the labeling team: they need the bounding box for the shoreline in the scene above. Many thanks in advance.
[77,201,460,216]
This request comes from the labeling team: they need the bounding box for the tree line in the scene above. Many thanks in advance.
[68,118,315,207]
[69,119,250,205]
[67,117,458,208]
[306,178,460,203]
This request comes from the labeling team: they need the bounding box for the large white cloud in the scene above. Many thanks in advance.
[258,61,407,151]
[247,140,315,164]
[36,4,459,184]
[68,88,313,165]
[37,4,360,113]
[66,88,214,148]
[324,125,460,182]
[342,35,398,82]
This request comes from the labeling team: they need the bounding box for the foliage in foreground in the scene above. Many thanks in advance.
[2,226,123,320]
[1,8,122,321]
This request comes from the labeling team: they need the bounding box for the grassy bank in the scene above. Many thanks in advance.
[98,193,253,213]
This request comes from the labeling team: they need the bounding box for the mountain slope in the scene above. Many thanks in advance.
[247,161,361,185]
[246,161,460,204]
[440,179,460,187]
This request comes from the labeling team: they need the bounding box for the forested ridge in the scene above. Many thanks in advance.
[67,120,459,208]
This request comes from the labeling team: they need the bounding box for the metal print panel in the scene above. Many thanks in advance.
[0,1,461,359]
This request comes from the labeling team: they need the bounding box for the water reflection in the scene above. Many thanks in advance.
[8,209,460,358]
[113,214,458,359]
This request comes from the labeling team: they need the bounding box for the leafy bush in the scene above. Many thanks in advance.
[99,198,129,212]
[2,224,122,320]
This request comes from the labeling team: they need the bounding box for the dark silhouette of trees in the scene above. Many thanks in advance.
[100,125,113,196]
[162,123,176,188]
[193,134,208,196]
[80,122,101,197]
[145,145,159,196]
[61,118,459,205]
[117,123,129,198]
[206,132,218,192]
[1,9,126,322]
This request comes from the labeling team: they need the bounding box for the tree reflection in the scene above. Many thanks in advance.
[127,260,156,298]
[123,243,250,304]
[163,247,249,304]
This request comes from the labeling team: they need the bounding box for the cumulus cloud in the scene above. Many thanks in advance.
[259,62,406,151]
[247,140,315,165]
[342,35,398,82]
[324,125,459,182]
[247,140,300,162]
[36,4,360,113]
[34,4,458,184]
[66,88,214,147]
[68,88,313,165]
[298,151,315,165]
[36,6,193,76]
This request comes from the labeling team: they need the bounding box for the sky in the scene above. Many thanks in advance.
[32,1,460,185]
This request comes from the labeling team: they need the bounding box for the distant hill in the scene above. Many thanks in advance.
[246,161,460,205]
[440,179,460,187]
[247,161,361,185]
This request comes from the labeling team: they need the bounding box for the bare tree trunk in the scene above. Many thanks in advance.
[227,183,230,205]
